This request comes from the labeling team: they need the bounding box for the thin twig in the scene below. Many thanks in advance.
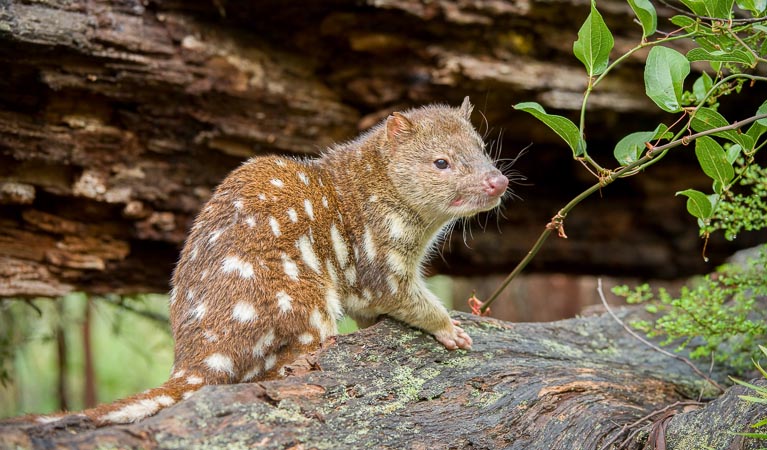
[599,400,704,450]
[596,279,725,393]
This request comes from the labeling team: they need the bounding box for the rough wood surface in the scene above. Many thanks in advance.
[2,0,767,298]
[1,311,763,449]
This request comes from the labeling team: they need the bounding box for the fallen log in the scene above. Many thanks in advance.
[1,311,762,449]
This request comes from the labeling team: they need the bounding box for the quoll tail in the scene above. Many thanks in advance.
[29,370,207,427]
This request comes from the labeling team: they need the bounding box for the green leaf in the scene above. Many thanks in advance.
[737,395,767,404]
[613,124,666,165]
[676,189,713,218]
[680,0,734,17]
[695,136,734,185]
[758,100,767,126]
[644,46,691,113]
[687,48,756,66]
[752,417,767,428]
[691,107,754,149]
[653,123,673,140]
[737,0,767,14]
[726,144,742,164]
[670,15,697,29]
[678,0,709,15]
[628,0,657,37]
[692,73,713,104]
[514,102,584,156]
[573,2,615,77]
[731,377,767,393]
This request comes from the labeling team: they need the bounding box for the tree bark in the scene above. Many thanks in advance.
[1,311,763,449]
[2,0,766,299]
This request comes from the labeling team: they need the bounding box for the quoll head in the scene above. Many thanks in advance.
[383,97,509,222]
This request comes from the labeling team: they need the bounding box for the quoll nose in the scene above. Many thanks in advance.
[482,171,509,197]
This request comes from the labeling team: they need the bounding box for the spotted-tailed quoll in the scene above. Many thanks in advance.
[34,96,509,425]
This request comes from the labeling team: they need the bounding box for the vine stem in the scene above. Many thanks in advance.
[479,112,767,313]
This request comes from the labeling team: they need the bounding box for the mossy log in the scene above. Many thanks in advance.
[1,311,762,449]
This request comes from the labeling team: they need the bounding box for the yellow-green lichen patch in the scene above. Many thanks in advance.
[466,387,507,409]
[539,338,586,359]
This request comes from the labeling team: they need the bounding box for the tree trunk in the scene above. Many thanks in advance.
[1,311,763,449]
[2,0,766,300]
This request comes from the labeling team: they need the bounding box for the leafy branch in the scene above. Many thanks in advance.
[480,112,767,313]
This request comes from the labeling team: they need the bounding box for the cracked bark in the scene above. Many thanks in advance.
[1,312,762,449]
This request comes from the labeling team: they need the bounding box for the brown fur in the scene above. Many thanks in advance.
[27,97,508,425]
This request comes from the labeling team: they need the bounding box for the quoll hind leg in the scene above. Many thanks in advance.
[257,340,325,381]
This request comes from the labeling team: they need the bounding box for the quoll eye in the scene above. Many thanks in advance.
[434,158,450,170]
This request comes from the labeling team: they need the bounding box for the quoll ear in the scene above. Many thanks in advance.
[386,112,414,141]
[459,96,474,121]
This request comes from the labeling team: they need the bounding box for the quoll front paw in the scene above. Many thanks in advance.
[433,319,473,350]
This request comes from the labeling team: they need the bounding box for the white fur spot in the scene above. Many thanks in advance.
[344,266,357,285]
[169,287,178,304]
[298,172,309,185]
[36,416,63,424]
[304,199,314,221]
[203,330,219,342]
[258,193,266,201]
[330,223,349,268]
[269,216,281,237]
[287,208,298,223]
[204,353,234,375]
[386,213,407,240]
[310,308,328,340]
[270,178,284,188]
[186,289,195,302]
[322,196,329,208]
[326,287,343,320]
[386,251,409,276]
[276,291,293,313]
[387,275,399,294]
[253,329,275,357]
[99,396,176,424]
[182,391,195,400]
[222,255,255,279]
[187,375,204,385]
[232,301,257,322]
[345,294,368,311]
[246,216,257,228]
[297,235,321,274]
[369,195,378,202]
[234,200,244,210]
[362,289,373,302]
[325,259,338,284]
[363,227,377,261]
[241,365,262,382]
[275,159,286,167]
[189,246,199,261]
[172,369,186,379]
[282,253,299,281]
[264,354,277,371]
[209,228,224,244]
[298,332,314,345]
[156,395,175,407]
[192,303,206,321]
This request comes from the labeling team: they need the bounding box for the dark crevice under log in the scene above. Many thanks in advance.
[1,312,763,449]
